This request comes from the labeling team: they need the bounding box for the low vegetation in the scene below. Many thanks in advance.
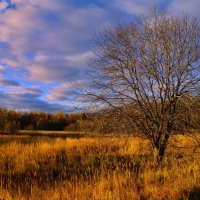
[0,133,199,199]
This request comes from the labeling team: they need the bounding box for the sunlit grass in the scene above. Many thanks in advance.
[0,134,199,199]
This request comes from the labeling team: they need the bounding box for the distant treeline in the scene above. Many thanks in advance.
[0,102,200,134]
[0,108,127,134]
[0,108,91,133]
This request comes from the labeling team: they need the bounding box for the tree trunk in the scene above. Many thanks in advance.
[153,142,167,165]
[157,145,166,164]
[154,131,170,165]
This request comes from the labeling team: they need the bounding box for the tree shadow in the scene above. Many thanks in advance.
[0,132,83,145]
[24,132,83,139]
[180,187,200,200]
[0,132,83,139]
[188,187,200,200]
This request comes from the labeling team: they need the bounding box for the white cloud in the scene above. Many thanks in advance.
[65,51,94,63]
[46,81,83,101]
[109,0,158,15]
[108,0,200,18]
[0,1,112,83]
[0,65,5,71]
[168,0,200,17]
[0,0,8,11]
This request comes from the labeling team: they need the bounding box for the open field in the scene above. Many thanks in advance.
[0,133,200,200]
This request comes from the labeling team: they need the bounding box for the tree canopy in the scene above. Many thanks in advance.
[86,12,200,162]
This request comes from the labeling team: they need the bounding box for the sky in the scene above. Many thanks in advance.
[0,0,199,113]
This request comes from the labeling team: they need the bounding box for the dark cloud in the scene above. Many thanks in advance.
[0,91,75,113]
[27,87,43,94]
[0,78,20,86]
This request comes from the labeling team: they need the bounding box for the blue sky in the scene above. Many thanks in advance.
[0,0,199,113]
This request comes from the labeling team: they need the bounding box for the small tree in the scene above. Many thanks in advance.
[86,12,200,162]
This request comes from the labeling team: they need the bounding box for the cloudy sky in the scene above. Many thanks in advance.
[0,0,199,113]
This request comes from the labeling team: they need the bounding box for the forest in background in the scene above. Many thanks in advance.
[0,103,200,135]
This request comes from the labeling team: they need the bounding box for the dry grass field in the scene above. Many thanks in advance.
[0,133,199,200]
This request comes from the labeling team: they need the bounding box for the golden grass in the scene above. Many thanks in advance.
[0,134,199,199]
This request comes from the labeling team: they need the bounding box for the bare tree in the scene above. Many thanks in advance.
[86,12,200,162]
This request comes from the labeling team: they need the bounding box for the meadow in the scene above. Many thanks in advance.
[0,133,199,200]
